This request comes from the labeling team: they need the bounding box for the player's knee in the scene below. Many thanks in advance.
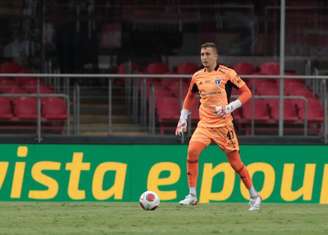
[187,146,200,161]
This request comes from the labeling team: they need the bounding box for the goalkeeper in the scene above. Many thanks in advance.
[175,42,261,211]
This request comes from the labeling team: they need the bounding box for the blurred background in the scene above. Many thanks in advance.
[0,0,327,144]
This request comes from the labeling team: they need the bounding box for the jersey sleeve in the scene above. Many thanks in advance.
[229,70,245,89]
[182,75,196,111]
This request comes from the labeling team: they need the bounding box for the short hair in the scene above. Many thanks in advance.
[200,42,218,53]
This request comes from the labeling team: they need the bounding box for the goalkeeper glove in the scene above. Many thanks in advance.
[175,109,190,136]
[214,99,242,117]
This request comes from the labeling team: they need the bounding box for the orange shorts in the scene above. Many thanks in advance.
[189,123,239,152]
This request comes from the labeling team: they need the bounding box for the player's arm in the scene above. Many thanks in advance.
[237,84,252,104]
[215,72,252,117]
[175,78,196,136]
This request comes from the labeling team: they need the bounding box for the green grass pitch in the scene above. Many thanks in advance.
[0,202,327,235]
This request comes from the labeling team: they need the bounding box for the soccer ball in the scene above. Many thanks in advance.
[139,191,160,210]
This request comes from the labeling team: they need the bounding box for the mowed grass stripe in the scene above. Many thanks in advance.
[0,203,327,235]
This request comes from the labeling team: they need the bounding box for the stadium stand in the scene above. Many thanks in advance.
[176,63,199,74]
[13,97,37,120]
[145,63,170,74]
[0,0,327,143]
[0,97,14,120]
[42,97,68,121]
[19,79,54,94]
[242,99,272,123]
[152,62,200,133]
[233,63,257,75]
[0,79,24,94]
[259,62,280,75]
[156,96,180,134]
[143,58,326,136]
[0,61,24,73]
[118,63,141,74]
[270,99,300,123]
[145,62,170,91]
[0,61,67,134]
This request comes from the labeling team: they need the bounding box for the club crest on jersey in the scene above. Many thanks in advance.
[215,79,222,86]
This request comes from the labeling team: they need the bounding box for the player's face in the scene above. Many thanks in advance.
[201,47,218,69]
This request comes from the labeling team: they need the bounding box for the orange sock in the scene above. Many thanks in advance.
[187,141,207,188]
[227,150,252,189]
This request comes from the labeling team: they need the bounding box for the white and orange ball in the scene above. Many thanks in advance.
[139,191,160,210]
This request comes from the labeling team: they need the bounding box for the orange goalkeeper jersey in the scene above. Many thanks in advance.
[183,64,245,127]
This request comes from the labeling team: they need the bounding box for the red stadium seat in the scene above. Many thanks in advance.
[13,97,38,120]
[165,80,189,98]
[0,62,24,73]
[116,63,141,86]
[295,98,324,135]
[4,86,26,94]
[258,87,279,96]
[298,98,324,122]
[284,79,315,98]
[242,99,272,122]
[259,62,280,75]
[117,63,140,74]
[145,63,170,96]
[256,81,279,95]
[161,79,177,91]
[145,63,170,74]
[42,97,68,120]
[15,71,35,87]
[285,86,314,98]
[0,79,23,93]
[284,79,307,90]
[175,63,197,91]
[248,79,278,95]
[154,87,172,98]
[20,79,54,94]
[176,63,199,74]
[250,79,314,97]
[156,97,180,120]
[233,63,256,75]
[156,97,180,134]
[0,97,14,120]
[270,99,300,122]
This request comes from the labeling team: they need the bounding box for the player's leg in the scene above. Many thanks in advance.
[179,141,207,205]
[213,124,261,210]
[179,127,210,205]
[187,141,207,194]
[226,150,261,211]
[226,150,253,189]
